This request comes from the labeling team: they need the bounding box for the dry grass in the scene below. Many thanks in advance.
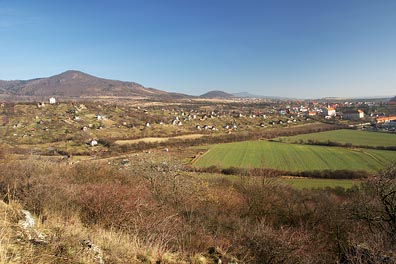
[0,199,187,264]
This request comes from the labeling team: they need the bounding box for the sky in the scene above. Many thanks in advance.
[0,0,396,98]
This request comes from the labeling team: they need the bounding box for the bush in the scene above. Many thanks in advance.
[75,183,143,228]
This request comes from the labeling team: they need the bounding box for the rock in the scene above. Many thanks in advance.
[18,210,48,245]
[81,239,104,264]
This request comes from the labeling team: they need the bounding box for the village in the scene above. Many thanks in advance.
[0,96,395,157]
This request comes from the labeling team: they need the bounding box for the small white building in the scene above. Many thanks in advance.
[49,97,56,104]
[325,107,336,117]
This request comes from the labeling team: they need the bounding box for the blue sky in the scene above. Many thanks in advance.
[0,0,395,98]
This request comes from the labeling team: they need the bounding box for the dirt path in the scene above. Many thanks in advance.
[114,134,205,145]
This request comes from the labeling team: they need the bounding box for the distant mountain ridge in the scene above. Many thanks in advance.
[232,92,263,98]
[200,90,234,98]
[0,70,184,98]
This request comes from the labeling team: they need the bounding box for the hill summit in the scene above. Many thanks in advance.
[200,90,234,98]
[0,70,171,98]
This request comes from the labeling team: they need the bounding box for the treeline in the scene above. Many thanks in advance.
[193,166,369,179]
[298,139,396,151]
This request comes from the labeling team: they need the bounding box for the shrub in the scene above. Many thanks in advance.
[75,183,142,228]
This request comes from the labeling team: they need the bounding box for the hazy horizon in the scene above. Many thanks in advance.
[1,0,396,98]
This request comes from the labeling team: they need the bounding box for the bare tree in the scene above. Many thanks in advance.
[352,163,396,238]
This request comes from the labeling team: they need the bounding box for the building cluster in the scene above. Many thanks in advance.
[1,96,395,151]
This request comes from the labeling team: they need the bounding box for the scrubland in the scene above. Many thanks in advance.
[1,148,396,263]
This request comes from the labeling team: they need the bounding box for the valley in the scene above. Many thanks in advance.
[1,75,396,263]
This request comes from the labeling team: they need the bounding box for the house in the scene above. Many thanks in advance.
[300,107,308,112]
[324,107,336,117]
[49,97,56,104]
[342,109,364,120]
[279,110,287,116]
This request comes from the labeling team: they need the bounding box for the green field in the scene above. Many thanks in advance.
[281,178,358,189]
[193,140,396,172]
[275,129,396,147]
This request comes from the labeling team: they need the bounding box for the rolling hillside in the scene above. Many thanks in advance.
[0,70,186,99]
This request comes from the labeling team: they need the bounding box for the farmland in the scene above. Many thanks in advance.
[193,140,396,172]
[275,129,396,147]
[280,177,359,189]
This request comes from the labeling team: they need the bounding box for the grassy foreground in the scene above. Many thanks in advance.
[193,140,396,172]
[275,129,396,147]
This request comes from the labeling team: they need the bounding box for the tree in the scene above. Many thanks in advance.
[352,163,396,239]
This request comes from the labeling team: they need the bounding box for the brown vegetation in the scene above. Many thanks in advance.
[194,166,369,179]
[1,152,396,263]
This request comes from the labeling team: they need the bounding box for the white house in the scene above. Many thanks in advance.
[49,97,56,104]
[325,107,336,117]
[89,139,98,146]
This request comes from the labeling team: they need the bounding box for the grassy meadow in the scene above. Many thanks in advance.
[280,177,359,189]
[275,129,396,147]
[193,140,396,172]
